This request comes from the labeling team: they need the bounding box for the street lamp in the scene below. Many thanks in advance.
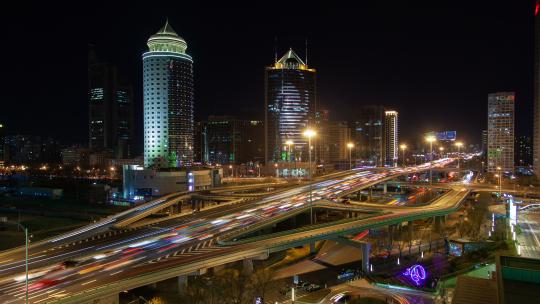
[400,144,407,167]
[425,135,437,185]
[229,165,233,178]
[439,146,445,158]
[347,142,354,170]
[497,166,502,197]
[455,141,463,178]
[274,163,279,178]
[303,129,316,224]
[4,221,29,304]
[286,140,294,177]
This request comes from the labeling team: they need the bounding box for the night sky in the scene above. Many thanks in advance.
[0,1,536,150]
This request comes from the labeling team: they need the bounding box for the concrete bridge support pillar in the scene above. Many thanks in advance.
[310,242,316,254]
[243,258,254,275]
[360,242,371,273]
[177,275,188,295]
[383,183,388,194]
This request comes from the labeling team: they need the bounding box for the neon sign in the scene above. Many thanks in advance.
[403,264,427,285]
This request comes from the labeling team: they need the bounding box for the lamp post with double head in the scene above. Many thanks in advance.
[400,144,407,167]
[455,141,463,178]
[347,142,354,170]
[425,135,437,185]
[304,129,316,224]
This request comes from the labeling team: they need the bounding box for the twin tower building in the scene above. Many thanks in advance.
[143,21,317,169]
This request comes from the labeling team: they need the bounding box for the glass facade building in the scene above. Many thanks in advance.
[88,49,134,159]
[143,21,194,168]
[265,49,316,164]
[198,116,264,165]
[383,110,399,167]
[487,92,515,173]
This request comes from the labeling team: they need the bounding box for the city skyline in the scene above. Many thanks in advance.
[0,1,535,149]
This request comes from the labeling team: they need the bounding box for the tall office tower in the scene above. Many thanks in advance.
[0,123,4,167]
[487,92,515,173]
[88,49,134,159]
[351,105,384,166]
[516,135,533,167]
[383,110,399,167]
[199,116,264,165]
[314,109,330,164]
[326,121,351,163]
[534,0,540,177]
[481,130,488,157]
[265,48,316,164]
[143,20,194,168]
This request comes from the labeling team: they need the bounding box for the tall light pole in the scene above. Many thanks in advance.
[347,142,354,170]
[5,221,29,304]
[286,140,294,177]
[497,166,502,197]
[455,141,463,178]
[304,129,316,224]
[425,135,437,185]
[439,146,445,159]
[229,165,233,178]
[400,144,407,167]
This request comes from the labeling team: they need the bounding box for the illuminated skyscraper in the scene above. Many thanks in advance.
[88,49,134,159]
[265,49,316,164]
[143,20,194,168]
[534,0,540,177]
[383,110,398,167]
[487,92,515,173]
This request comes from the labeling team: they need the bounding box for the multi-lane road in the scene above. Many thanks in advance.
[0,159,455,303]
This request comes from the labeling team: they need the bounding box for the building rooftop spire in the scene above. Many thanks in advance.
[147,19,188,54]
[272,48,311,70]
[158,18,178,36]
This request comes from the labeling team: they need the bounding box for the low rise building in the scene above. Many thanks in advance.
[122,166,222,199]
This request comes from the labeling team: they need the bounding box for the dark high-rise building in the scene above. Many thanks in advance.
[199,116,263,165]
[481,129,488,157]
[516,135,533,167]
[326,121,351,164]
[143,20,194,168]
[88,49,134,159]
[265,49,316,164]
[0,123,5,167]
[351,105,384,166]
[383,110,399,167]
[315,109,330,164]
[487,92,515,173]
[534,0,540,177]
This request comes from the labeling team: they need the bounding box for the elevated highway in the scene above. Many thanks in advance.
[0,159,459,304]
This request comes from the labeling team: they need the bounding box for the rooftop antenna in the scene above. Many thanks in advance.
[274,36,278,63]
[305,38,308,66]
